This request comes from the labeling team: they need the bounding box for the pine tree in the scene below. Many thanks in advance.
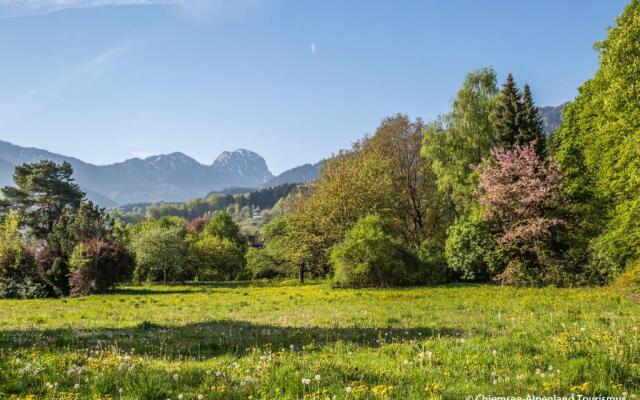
[493,73,523,148]
[520,84,546,156]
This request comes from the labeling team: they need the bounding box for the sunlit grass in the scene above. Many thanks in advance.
[0,281,638,399]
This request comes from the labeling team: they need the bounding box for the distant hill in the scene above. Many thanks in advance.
[0,159,14,187]
[0,140,274,207]
[539,104,566,136]
[262,161,323,188]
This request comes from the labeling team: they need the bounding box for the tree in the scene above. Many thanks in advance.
[476,143,565,285]
[68,240,135,296]
[131,226,188,284]
[520,84,546,155]
[0,211,47,299]
[422,68,499,217]
[0,161,84,239]
[493,73,524,149]
[361,114,447,245]
[553,0,640,277]
[330,214,420,288]
[190,235,245,281]
[204,211,245,248]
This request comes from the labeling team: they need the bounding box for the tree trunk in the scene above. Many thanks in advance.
[299,266,305,284]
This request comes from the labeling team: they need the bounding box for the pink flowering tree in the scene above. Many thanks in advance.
[476,142,565,284]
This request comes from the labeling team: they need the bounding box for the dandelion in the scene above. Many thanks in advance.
[215,371,222,377]
[346,386,352,393]
[492,349,497,356]
[198,395,203,400]
[302,378,311,385]
[173,373,179,380]
[206,370,212,375]
[314,374,321,381]
[119,388,124,394]
[74,383,80,389]
[178,395,183,400]
[548,365,553,371]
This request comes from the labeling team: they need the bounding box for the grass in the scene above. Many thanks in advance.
[0,281,638,399]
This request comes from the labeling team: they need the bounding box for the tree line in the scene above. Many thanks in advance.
[1,0,638,296]
[249,0,640,287]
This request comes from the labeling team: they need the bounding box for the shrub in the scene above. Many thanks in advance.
[611,262,640,297]
[416,238,449,284]
[331,214,420,288]
[445,215,504,281]
[68,240,135,296]
[189,235,245,281]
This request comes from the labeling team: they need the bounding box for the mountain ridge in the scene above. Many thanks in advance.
[0,140,275,207]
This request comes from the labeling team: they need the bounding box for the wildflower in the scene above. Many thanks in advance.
[173,373,179,380]
[74,383,80,389]
[198,395,203,400]
[302,378,311,385]
[178,395,183,400]
[206,370,212,375]
[314,374,321,381]
[548,365,553,371]
[346,386,352,393]
[215,371,222,377]
[119,388,124,394]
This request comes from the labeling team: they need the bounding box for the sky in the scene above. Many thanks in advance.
[0,0,630,174]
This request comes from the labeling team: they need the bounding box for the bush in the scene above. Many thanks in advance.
[189,235,245,281]
[416,238,449,284]
[331,214,420,288]
[0,276,50,299]
[445,215,504,281]
[68,240,135,296]
[611,262,640,296]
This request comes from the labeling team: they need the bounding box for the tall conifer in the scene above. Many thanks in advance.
[520,84,546,156]
[493,73,523,148]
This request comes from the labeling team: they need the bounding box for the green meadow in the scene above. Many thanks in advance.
[0,282,638,399]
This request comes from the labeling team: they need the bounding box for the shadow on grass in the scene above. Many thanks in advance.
[0,319,467,359]
[114,280,324,295]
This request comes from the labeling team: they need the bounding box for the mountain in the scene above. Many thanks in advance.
[539,104,566,136]
[0,141,274,207]
[0,159,14,187]
[262,161,323,188]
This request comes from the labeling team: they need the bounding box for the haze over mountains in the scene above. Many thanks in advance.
[0,140,320,207]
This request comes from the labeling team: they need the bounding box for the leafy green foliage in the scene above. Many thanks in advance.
[204,211,246,249]
[0,211,48,299]
[331,214,420,288]
[445,214,503,281]
[553,0,640,277]
[190,235,245,281]
[422,68,498,217]
[131,226,189,284]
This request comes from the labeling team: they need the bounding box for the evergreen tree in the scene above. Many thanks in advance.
[493,73,523,148]
[0,161,84,239]
[520,84,546,156]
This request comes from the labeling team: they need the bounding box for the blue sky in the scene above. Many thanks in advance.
[0,0,629,174]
